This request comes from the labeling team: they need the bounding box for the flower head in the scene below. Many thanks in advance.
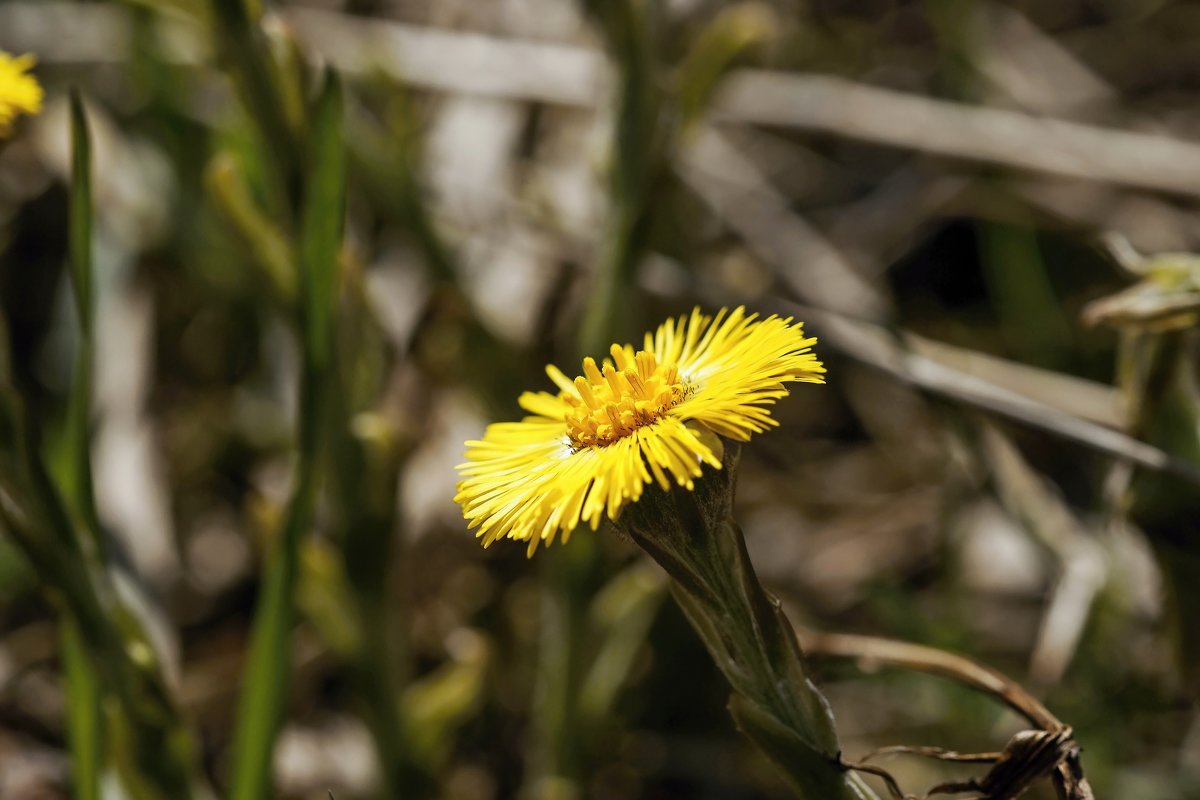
[0,52,43,137]
[455,307,824,553]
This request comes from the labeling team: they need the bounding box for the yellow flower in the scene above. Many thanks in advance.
[0,52,43,137]
[456,307,824,553]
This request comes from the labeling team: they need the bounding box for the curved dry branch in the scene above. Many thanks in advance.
[800,629,1095,800]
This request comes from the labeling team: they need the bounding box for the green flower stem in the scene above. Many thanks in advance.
[620,446,875,800]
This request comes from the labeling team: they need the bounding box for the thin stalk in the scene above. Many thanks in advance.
[228,461,314,800]
[228,71,345,800]
[61,619,102,800]
[65,92,105,553]
[333,387,433,798]
[61,95,104,797]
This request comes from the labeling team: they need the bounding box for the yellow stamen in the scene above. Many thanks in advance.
[564,347,689,448]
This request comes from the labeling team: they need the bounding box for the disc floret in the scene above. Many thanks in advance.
[563,345,688,448]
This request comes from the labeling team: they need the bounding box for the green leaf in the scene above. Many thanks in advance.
[68,91,92,334]
[59,94,105,796]
[229,70,345,800]
[300,70,346,371]
[64,91,104,552]
[729,694,862,800]
[60,97,104,800]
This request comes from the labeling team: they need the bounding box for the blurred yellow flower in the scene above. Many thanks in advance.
[456,307,824,553]
[0,52,43,136]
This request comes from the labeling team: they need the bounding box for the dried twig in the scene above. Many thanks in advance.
[852,730,1081,799]
[8,4,1200,196]
[970,3,1113,115]
[975,424,1108,690]
[800,629,1095,800]
[678,127,891,320]
[781,301,1200,488]
[713,70,1200,197]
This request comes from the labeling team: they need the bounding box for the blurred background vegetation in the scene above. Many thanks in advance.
[1,0,1200,797]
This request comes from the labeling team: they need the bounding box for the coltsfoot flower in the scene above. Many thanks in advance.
[0,52,43,136]
[455,307,824,553]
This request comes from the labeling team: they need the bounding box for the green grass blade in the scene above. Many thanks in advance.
[229,69,345,800]
[68,91,92,334]
[228,524,306,800]
[332,413,434,796]
[299,71,345,372]
[0,98,205,800]
[61,98,104,800]
[64,91,104,552]
[62,620,102,800]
